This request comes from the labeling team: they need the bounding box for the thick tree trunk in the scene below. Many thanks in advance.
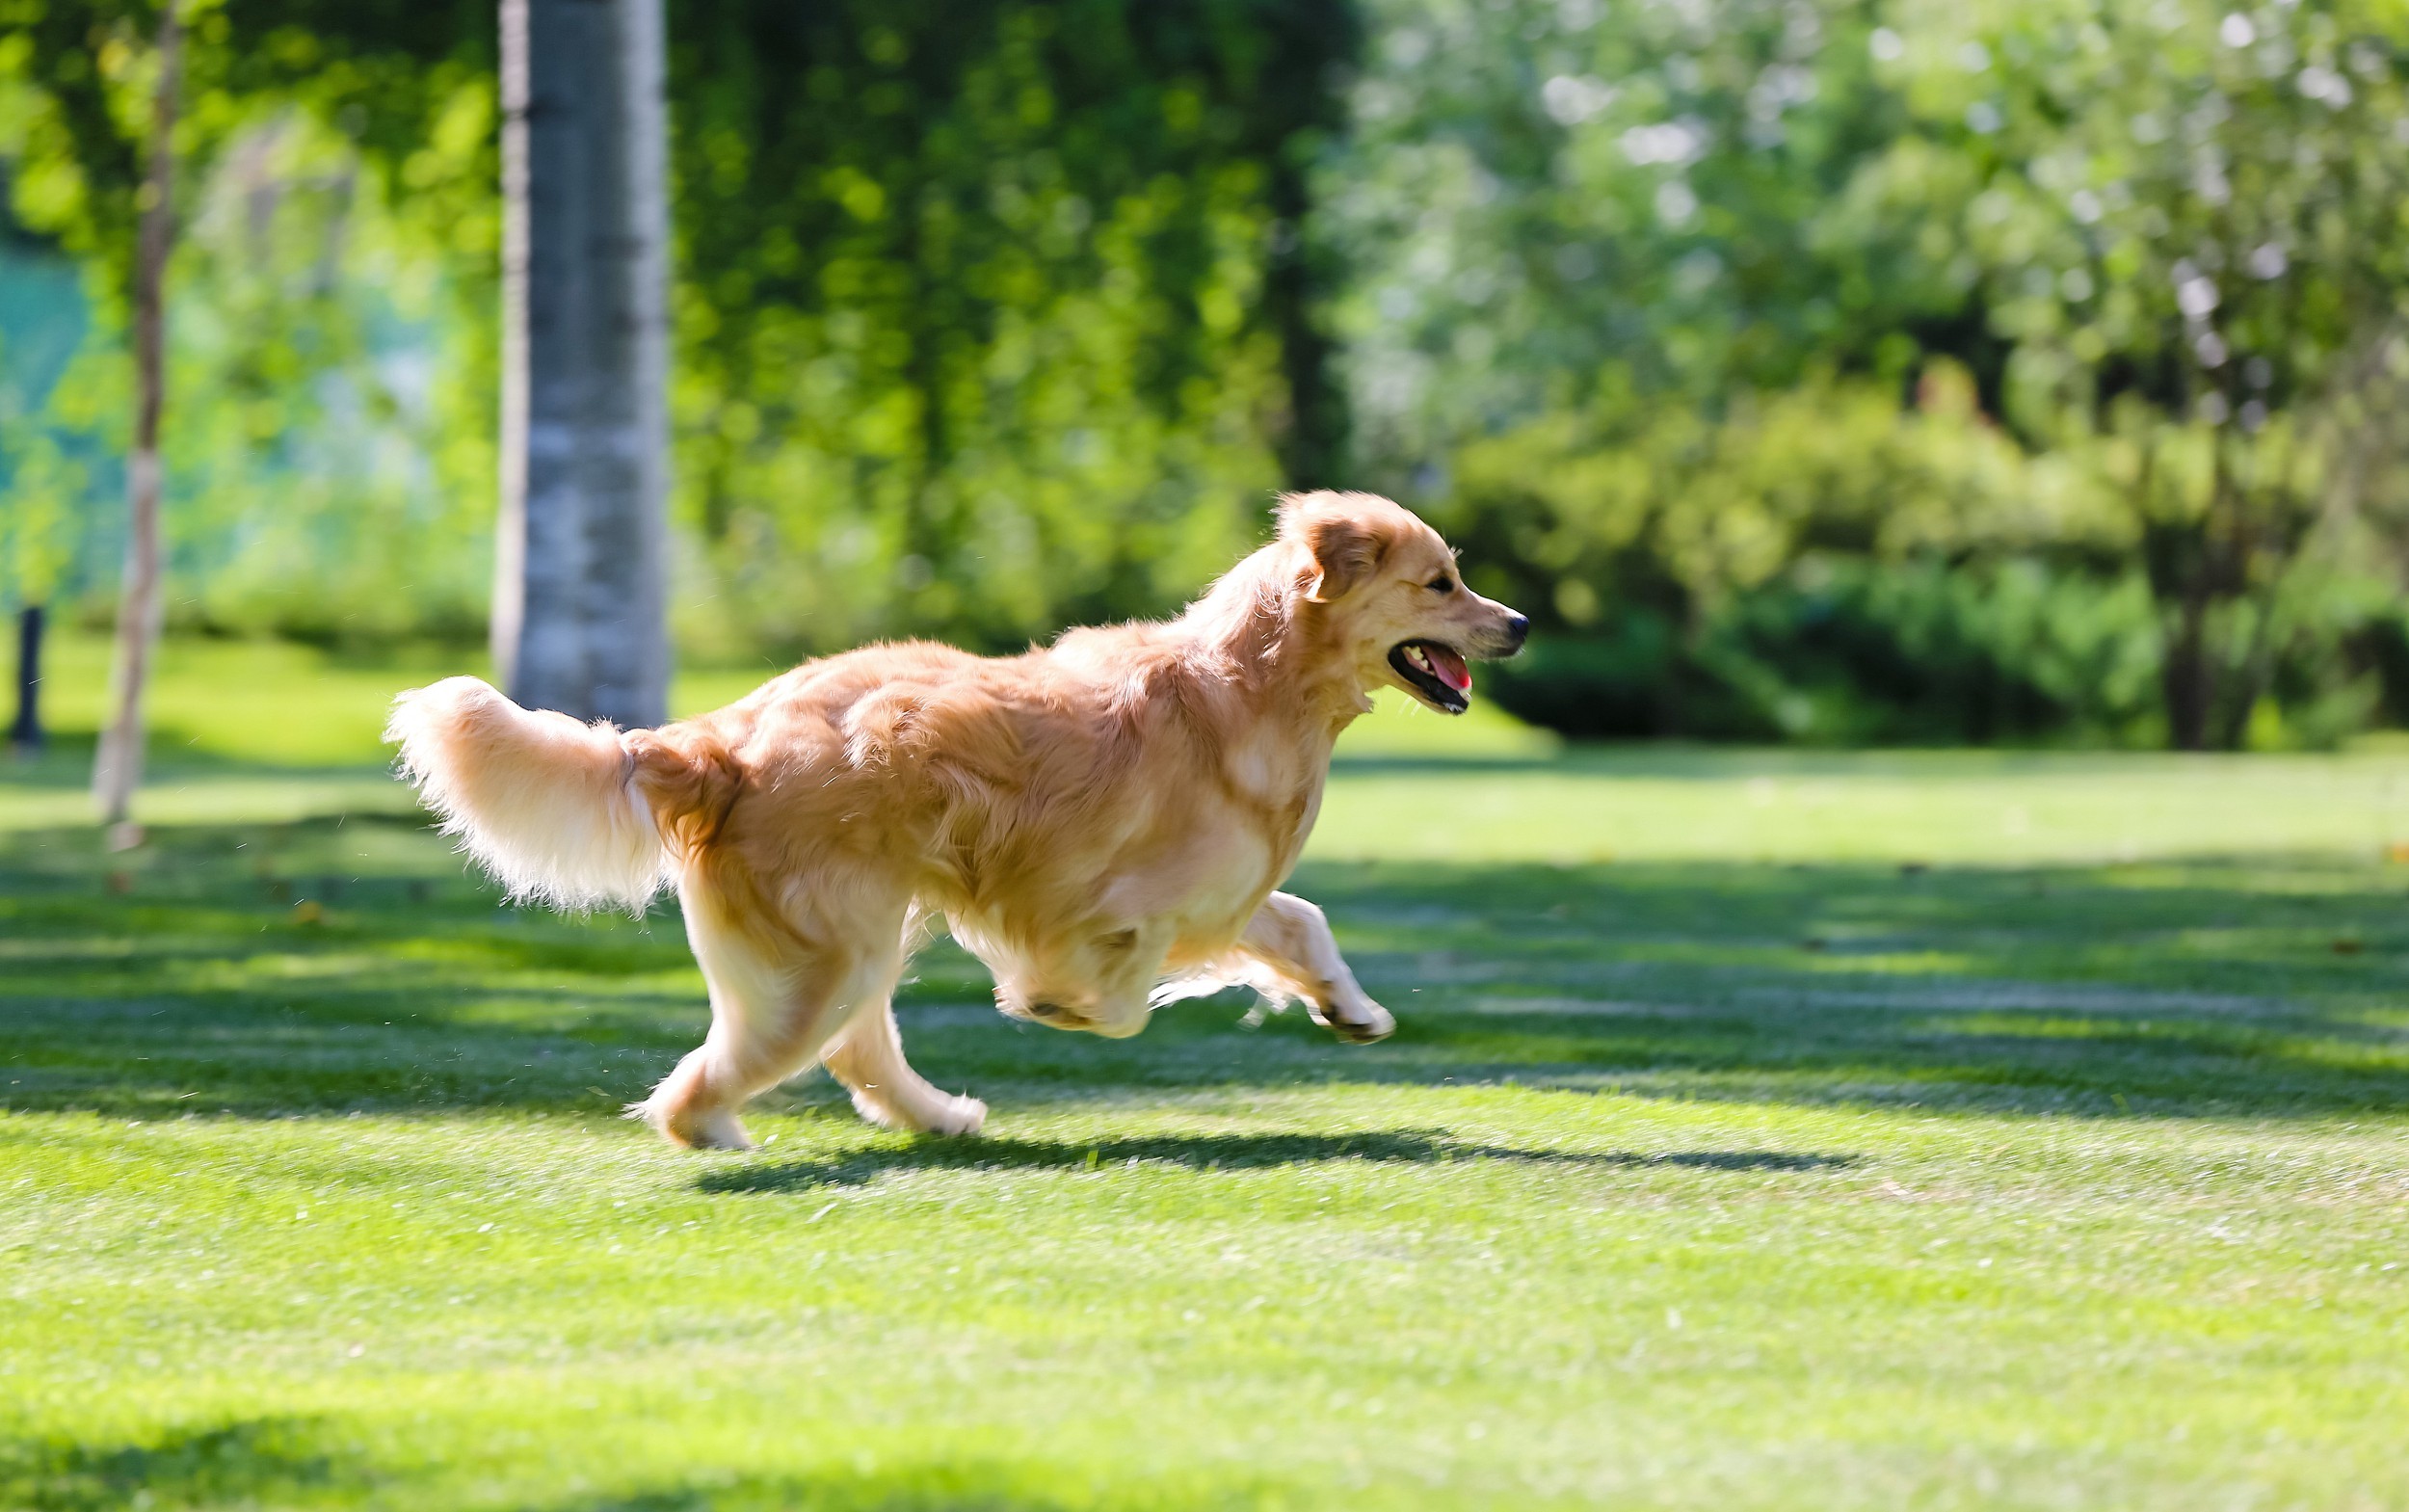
[9,605,41,753]
[92,2,180,845]
[494,0,672,728]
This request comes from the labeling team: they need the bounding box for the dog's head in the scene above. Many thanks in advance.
[1279,491,1527,715]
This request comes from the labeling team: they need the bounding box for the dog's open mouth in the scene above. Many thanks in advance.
[1390,639,1472,713]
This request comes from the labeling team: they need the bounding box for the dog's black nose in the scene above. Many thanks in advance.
[1505,613,1530,648]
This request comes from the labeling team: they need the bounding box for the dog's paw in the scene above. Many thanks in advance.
[1314,999,1395,1044]
[627,1095,754,1151]
[669,1111,756,1152]
[930,1095,988,1137]
[849,1089,987,1137]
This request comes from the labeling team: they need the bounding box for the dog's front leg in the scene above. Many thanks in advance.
[1236,892,1394,1044]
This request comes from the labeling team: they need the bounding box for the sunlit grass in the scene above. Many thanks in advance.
[5,637,2409,1508]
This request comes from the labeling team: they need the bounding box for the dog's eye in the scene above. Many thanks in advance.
[1426,575,1455,594]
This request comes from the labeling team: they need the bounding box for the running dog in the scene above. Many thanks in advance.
[386,491,1527,1149]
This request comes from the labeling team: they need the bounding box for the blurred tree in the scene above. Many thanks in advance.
[1,1,1358,666]
[664,0,1360,655]
[0,0,166,777]
[1334,0,2409,748]
[90,0,176,841]
[1928,0,2409,747]
[0,0,505,656]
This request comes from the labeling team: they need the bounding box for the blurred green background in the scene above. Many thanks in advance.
[12,13,2409,1502]
[5,0,2409,748]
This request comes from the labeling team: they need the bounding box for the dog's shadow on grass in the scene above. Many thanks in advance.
[697,1129,1853,1194]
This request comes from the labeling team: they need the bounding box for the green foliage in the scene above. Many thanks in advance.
[1433,364,2158,741]
[1484,556,2168,744]
[0,0,501,635]
[0,1,1356,657]
[1441,364,2111,609]
[664,0,1356,656]
[1336,0,2409,747]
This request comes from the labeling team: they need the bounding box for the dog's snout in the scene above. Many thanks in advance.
[1479,609,1529,657]
[1027,999,1073,1022]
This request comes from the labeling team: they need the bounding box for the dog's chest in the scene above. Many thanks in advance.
[1222,726,1322,817]
[1205,727,1328,888]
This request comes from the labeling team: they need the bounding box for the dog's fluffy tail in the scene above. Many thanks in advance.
[385,676,670,910]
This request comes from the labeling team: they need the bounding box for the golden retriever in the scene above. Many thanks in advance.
[386,491,1526,1149]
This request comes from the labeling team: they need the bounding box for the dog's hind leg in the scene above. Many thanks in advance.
[1234,891,1395,1044]
[634,865,905,1151]
[821,998,987,1136]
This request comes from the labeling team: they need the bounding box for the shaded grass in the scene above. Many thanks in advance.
[6,807,2406,1125]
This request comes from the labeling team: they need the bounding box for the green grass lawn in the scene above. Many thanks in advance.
[6,637,2409,1509]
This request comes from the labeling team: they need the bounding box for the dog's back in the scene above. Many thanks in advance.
[646,630,1252,906]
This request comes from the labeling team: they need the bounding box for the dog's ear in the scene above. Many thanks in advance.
[1299,512,1386,604]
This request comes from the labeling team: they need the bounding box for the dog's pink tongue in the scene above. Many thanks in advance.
[1429,645,1471,692]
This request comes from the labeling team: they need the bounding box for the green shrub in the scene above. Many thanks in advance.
[1487,556,2163,745]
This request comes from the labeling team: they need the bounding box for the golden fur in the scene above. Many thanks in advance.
[388,491,1525,1149]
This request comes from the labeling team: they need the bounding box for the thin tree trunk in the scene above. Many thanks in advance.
[1264,150,1344,491]
[2212,454,2313,752]
[93,1,181,845]
[2140,429,2219,753]
[8,604,41,753]
[2195,439,2248,751]
[2162,579,2212,751]
[494,0,672,728]
[899,204,950,593]
[2212,577,2281,751]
